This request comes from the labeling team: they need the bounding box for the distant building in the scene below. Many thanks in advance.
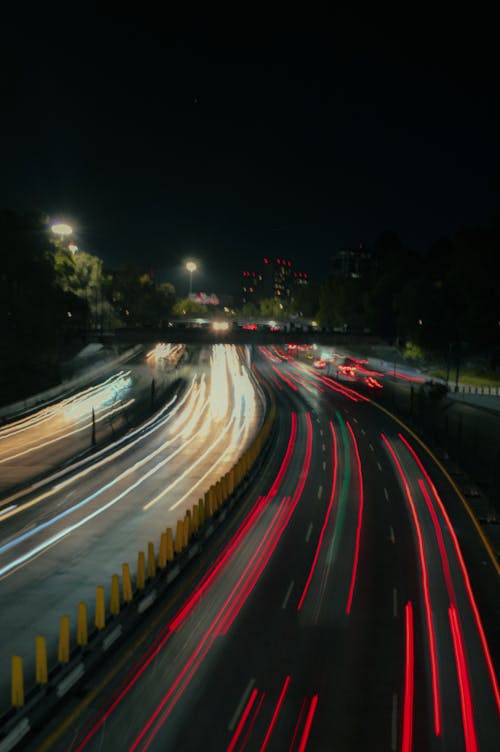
[241,257,308,305]
[331,243,372,279]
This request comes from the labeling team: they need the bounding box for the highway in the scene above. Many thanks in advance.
[28,345,500,751]
[0,344,186,495]
[0,345,263,714]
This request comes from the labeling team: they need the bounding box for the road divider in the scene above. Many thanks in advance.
[1,371,276,751]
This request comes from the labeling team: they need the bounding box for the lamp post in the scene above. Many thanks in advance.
[186,261,197,297]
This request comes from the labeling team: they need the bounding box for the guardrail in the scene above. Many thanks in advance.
[0,378,277,751]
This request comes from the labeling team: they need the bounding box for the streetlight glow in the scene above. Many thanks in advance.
[51,223,73,238]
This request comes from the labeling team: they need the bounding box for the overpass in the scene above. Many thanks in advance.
[101,326,382,347]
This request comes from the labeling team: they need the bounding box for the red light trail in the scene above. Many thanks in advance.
[345,421,364,615]
[297,421,338,611]
[399,433,500,715]
[381,434,442,736]
[297,694,319,752]
[260,675,291,751]
[449,606,479,752]
[402,601,414,752]
[227,688,259,752]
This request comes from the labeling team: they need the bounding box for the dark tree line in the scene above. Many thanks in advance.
[311,225,500,352]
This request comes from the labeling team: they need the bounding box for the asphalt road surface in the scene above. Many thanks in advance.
[27,345,499,751]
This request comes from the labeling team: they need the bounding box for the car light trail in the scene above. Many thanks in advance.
[345,421,364,615]
[317,411,351,609]
[402,602,414,752]
[260,675,291,751]
[270,364,297,391]
[297,420,337,611]
[73,416,300,750]
[381,434,442,736]
[0,397,136,466]
[0,387,187,523]
[449,605,479,752]
[227,688,259,752]
[240,691,266,751]
[399,433,500,714]
[1,349,261,575]
[289,698,308,751]
[297,695,319,752]
[0,401,211,572]
[132,413,311,750]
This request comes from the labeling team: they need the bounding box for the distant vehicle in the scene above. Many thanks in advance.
[313,358,326,369]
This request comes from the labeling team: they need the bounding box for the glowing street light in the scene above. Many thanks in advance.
[51,223,73,241]
[186,261,197,296]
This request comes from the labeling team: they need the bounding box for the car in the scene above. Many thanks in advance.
[313,358,326,369]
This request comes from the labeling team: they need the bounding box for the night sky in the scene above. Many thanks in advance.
[2,15,499,297]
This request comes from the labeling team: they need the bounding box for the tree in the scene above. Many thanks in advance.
[259,297,286,319]
[172,298,208,317]
[239,301,259,318]
[53,249,103,329]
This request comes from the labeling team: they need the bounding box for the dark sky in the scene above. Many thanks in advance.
[2,15,499,297]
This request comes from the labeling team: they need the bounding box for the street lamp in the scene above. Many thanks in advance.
[51,223,73,241]
[186,261,197,297]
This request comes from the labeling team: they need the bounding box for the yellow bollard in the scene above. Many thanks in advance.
[136,551,146,590]
[175,520,184,554]
[229,468,235,495]
[166,528,174,562]
[11,656,24,707]
[204,489,211,518]
[110,574,120,616]
[183,513,191,547]
[122,563,133,602]
[158,532,168,569]
[192,504,199,533]
[58,615,70,664]
[77,602,88,646]
[147,541,156,579]
[95,586,106,630]
[35,636,48,684]
[198,498,205,526]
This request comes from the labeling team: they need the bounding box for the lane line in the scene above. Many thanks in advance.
[353,417,358,423]
[369,442,374,452]
[377,461,382,471]
[317,485,323,499]
[322,461,326,471]
[389,526,395,544]
[384,488,389,501]
[282,580,295,610]
[228,677,256,731]
[320,429,323,436]
[305,524,313,543]
[322,443,326,452]
[361,428,366,435]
